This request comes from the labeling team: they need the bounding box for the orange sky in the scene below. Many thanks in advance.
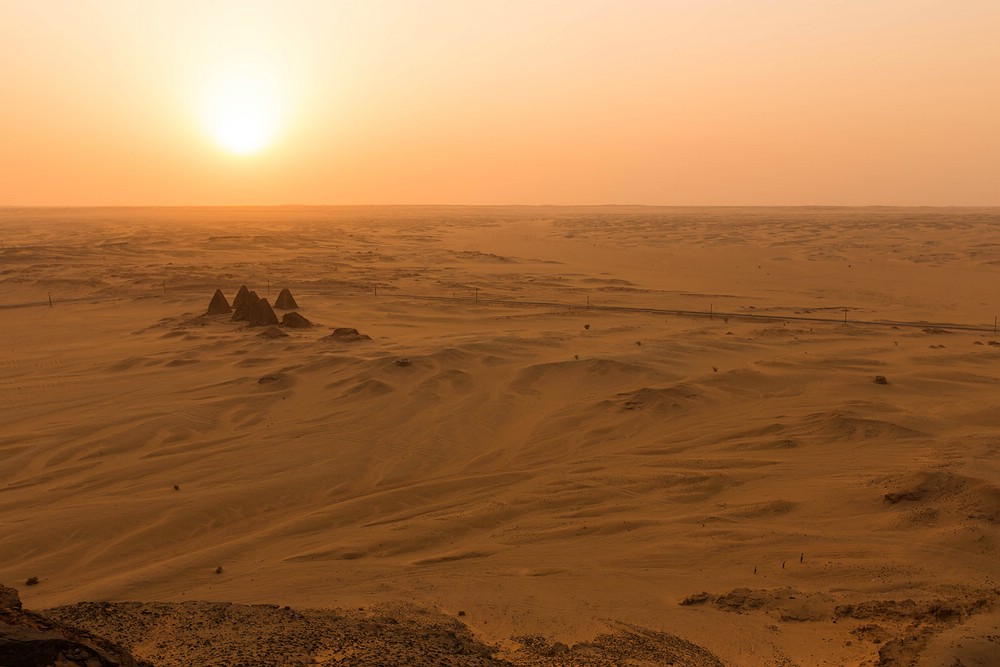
[1,1,998,206]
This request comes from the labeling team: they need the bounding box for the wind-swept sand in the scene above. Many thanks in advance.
[2,206,999,666]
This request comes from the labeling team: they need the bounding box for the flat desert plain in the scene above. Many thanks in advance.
[2,206,1000,666]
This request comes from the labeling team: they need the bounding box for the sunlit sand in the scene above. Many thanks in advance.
[2,206,999,665]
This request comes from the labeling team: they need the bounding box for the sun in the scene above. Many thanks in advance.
[201,60,284,155]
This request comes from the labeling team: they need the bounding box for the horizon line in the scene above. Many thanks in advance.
[2,203,999,210]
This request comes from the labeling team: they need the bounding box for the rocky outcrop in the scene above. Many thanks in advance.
[0,585,146,667]
[325,327,372,342]
[0,585,22,611]
[281,312,312,328]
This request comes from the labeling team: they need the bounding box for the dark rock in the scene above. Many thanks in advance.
[274,288,298,310]
[680,592,711,606]
[874,375,888,385]
[0,585,146,667]
[206,289,231,315]
[0,585,22,610]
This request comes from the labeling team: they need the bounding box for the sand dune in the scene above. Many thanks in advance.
[2,206,1000,665]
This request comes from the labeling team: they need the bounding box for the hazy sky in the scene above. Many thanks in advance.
[1,1,998,206]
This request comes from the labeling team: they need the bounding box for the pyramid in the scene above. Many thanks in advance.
[232,289,258,322]
[233,285,252,311]
[249,297,279,327]
[274,288,298,310]
[206,288,232,315]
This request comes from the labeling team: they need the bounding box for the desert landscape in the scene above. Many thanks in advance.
[1,206,999,665]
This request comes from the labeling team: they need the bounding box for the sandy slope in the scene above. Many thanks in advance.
[2,206,999,666]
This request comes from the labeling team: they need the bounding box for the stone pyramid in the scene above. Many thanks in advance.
[232,289,258,322]
[206,288,232,315]
[249,297,279,327]
[274,288,298,310]
[233,285,252,311]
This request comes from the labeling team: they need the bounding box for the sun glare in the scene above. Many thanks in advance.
[201,60,284,155]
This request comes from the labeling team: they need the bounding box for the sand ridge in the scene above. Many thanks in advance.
[2,206,1000,665]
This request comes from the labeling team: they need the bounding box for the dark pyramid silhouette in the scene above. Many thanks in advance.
[233,285,252,311]
[249,297,279,327]
[232,289,258,322]
[230,287,280,327]
[274,288,298,309]
[281,311,312,328]
[206,288,232,315]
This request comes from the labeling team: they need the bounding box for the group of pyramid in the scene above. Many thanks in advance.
[207,285,310,328]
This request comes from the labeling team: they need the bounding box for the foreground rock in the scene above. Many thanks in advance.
[0,584,146,667]
[680,586,1000,666]
[43,601,508,667]
[41,600,725,667]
